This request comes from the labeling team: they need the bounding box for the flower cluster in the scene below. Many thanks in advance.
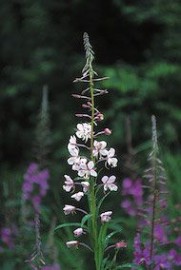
[131,116,181,269]
[22,163,49,212]
[63,120,118,223]
[61,33,122,267]
[133,233,181,269]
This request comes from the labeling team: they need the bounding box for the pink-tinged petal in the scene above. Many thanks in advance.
[88,161,94,170]
[73,228,84,237]
[81,181,90,192]
[108,175,116,183]
[101,176,108,184]
[90,170,97,177]
[63,205,76,215]
[100,211,112,223]
[109,184,118,191]
[71,192,84,201]
[109,148,115,157]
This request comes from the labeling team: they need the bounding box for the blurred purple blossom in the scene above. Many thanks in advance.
[133,233,151,267]
[22,163,49,212]
[42,263,61,270]
[121,178,143,216]
[0,226,17,249]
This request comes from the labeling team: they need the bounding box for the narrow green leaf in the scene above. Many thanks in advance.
[81,214,92,227]
[105,229,122,244]
[97,191,111,211]
[55,222,82,231]
[116,263,133,269]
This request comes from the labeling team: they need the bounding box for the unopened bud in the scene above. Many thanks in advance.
[66,240,79,248]
[104,128,112,135]
[95,113,104,121]
[115,241,127,248]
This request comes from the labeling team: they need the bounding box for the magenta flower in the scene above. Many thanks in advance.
[22,163,49,212]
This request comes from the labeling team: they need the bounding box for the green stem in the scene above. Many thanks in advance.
[149,149,158,265]
[88,63,101,270]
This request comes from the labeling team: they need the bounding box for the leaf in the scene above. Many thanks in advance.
[116,263,133,269]
[97,191,111,212]
[105,229,122,245]
[55,222,82,231]
[81,214,92,227]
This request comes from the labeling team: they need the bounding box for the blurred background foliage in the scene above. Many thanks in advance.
[0,0,180,269]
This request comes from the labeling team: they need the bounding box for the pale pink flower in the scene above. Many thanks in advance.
[63,205,76,215]
[71,192,84,201]
[104,148,118,167]
[66,240,79,248]
[101,176,118,191]
[63,175,74,192]
[69,135,77,145]
[71,157,86,172]
[93,140,107,158]
[73,228,84,237]
[81,181,90,192]
[67,147,80,166]
[100,211,112,223]
[78,161,97,178]
[68,135,78,152]
[76,123,91,142]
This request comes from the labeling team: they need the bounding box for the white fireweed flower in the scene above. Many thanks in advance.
[76,123,91,142]
[68,135,78,152]
[100,211,112,223]
[78,161,97,178]
[73,228,84,237]
[63,205,76,215]
[101,175,118,191]
[63,175,74,192]
[71,192,84,201]
[93,140,107,158]
[67,147,80,167]
[104,148,118,167]
[81,181,90,192]
[72,157,87,172]
[66,240,79,248]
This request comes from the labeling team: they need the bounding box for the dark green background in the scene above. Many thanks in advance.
[0,1,180,269]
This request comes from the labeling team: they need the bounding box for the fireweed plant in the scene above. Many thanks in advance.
[131,116,181,270]
[60,33,127,270]
[22,88,60,270]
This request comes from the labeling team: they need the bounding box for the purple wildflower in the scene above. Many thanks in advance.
[175,236,181,247]
[42,263,61,270]
[121,178,143,216]
[0,226,17,249]
[22,162,49,212]
[133,233,151,266]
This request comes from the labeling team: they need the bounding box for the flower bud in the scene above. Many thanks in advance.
[115,241,127,248]
[104,128,112,135]
[66,240,79,248]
